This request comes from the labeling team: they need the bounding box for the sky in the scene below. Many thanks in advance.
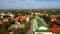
[0,0,60,9]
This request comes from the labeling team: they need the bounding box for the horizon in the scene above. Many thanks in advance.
[0,0,60,9]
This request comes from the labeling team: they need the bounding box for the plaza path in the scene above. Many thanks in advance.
[26,21,33,34]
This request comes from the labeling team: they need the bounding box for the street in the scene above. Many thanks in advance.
[26,20,33,34]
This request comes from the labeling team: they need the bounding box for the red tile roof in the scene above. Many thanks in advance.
[21,16,27,20]
[55,20,60,24]
[49,15,55,19]
[3,18,9,22]
[50,24,60,32]
[13,16,21,21]
[0,20,2,24]
[13,15,29,21]
[13,17,19,21]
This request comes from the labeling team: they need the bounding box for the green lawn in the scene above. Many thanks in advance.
[35,19,50,32]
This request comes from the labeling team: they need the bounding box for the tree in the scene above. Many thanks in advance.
[43,15,51,22]
[56,16,60,20]
[42,15,52,27]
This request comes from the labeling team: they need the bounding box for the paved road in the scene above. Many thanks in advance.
[26,21,33,34]
[26,15,40,34]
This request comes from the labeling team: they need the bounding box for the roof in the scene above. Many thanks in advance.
[0,20,2,24]
[3,18,9,22]
[13,17,19,21]
[50,24,60,32]
[13,16,21,21]
[49,15,55,19]
[54,20,60,24]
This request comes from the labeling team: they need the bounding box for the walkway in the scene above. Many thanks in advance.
[26,20,33,34]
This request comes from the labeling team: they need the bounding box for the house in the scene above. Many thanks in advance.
[50,24,60,32]
[57,20,60,23]
[21,15,27,20]
[1,12,5,15]
[13,17,19,21]
[15,21,20,24]
[26,17,29,22]
[50,15,55,18]
[3,18,9,22]
[9,14,15,17]
[0,20,3,25]
[55,20,60,24]
[10,24,25,29]
[49,15,56,22]
[13,15,21,21]
[17,15,21,19]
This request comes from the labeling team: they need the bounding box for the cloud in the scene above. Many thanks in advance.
[35,0,60,2]
[0,0,60,9]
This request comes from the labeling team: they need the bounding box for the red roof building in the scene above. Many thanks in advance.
[49,15,55,19]
[3,18,9,22]
[50,24,60,32]
[0,20,2,24]
[13,17,19,21]
[13,16,21,21]
[55,20,60,24]
[49,15,56,22]
[21,15,27,20]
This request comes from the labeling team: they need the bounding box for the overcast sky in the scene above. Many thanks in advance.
[0,0,60,9]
